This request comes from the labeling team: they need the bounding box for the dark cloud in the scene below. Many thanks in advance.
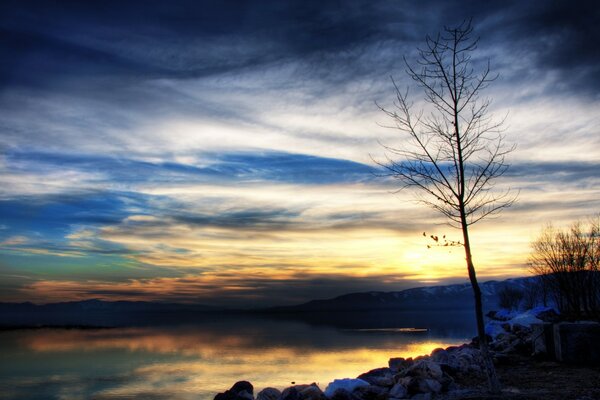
[503,0,600,95]
[1,1,597,306]
[5,150,375,185]
[0,0,397,87]
[2,1,596,94]
[508,161,600,186]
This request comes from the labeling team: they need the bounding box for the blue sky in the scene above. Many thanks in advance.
[1,0,599,306]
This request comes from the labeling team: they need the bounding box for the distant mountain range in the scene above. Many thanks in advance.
[0,277,536,327]
[0,298,216,313]
[264,277,536,313]
[0,299,218,327]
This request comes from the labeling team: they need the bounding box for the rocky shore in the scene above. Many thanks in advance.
[214,309,600,400]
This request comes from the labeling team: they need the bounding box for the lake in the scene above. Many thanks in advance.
[0,310,475,400]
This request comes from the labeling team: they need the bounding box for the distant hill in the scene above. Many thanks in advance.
[0,277,539,327]
[0,299,219,327]
[265,277,537,313]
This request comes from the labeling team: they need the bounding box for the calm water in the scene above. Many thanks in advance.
[0,311,475,400]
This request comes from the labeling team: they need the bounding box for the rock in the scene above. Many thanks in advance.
[397,360,443,381]
[486,309,512,321]
[282,384,325,400]
[411,393,432,400]
[430,348,449,364]
[328,389,355,400]
[492,353,512,365]
[388,383,408,399]
[388,357,412,373]
[470,334,493,348]
[231,382,254,397]
[280,387,301,400]
[532,323,556,359]
[417,378,442,394]
[439,372,455,391]
[299,384,326,400]
[352,385,388,400]
[444,346,484,375]
[395,377,419,396]
[214,381,254,400]
[535,308,560,322]
[324,379,369,398]
[257,388,280,400]
[357,368,394,387]
[511,323,531,335]
[554,321,600,364]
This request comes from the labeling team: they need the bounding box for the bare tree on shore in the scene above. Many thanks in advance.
[377,20,516,393]
[530,217,600,320]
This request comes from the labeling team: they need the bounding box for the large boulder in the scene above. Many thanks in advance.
[388,382,408,399]
[388,357,412,373]
[328,389,353,400]
[444,346,484,376]
[257,388,281,400]
[416,379,442,394]
[532,323,556,359]
[352,385,389,400]
[554,321,600,364]
[324,379,369,398]
[429,348,449,364]
[357,368,394,388]
[214,381,254,400]
[395,377,419,396]
[396,360,443,381]
[281,384,325,400]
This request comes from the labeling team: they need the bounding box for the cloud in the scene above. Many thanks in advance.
[18,269,428,307]
[1,1,599,305]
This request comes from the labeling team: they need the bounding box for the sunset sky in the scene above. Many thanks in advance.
[1,0,599,307]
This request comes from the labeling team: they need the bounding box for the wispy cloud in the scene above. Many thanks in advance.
[1,0,598,305]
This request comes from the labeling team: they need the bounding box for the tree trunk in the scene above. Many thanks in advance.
[460,214,502,394]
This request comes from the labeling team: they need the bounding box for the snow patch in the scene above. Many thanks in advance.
[485,307,556,338]
[324,379,369,397]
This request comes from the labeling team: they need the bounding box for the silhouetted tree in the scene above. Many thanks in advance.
[530,218,600,320]
[497,286,524,310]
[377,20,515,393]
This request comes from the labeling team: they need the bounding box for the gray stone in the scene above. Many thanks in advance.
[536,308,560,322]
[299,384,325,400]
[430,348,449,364]
[532,323,556,359]
[352,385,388,400]
[397,360,443,381]
[445,347,484,375]
[411,393,432,400]
[388,383,408,399]
[554,322,600,364]
[394,377,420,396]
[214,381,254,400]
[357,368,394,387]
[417,379,442,394]
[282,384,325,400]
[257,388,280,400]
[324,379,369,398]
[388,357,412,373]
[329,389,353,400]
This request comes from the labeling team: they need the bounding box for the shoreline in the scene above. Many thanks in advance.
[215,309,600,400]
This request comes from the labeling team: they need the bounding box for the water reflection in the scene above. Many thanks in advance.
[0,312,474,400]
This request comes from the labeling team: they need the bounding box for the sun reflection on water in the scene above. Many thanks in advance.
[2,314,474,400]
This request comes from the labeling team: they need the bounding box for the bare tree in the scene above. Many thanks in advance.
[497,286,524,310]
[377,20,515,393]
[530,218,600,320]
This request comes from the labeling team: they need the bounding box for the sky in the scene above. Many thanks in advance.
[0,0,599,307]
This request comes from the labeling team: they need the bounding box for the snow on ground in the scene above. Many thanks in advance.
[324,379,369,397]
[485,306,555,338]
